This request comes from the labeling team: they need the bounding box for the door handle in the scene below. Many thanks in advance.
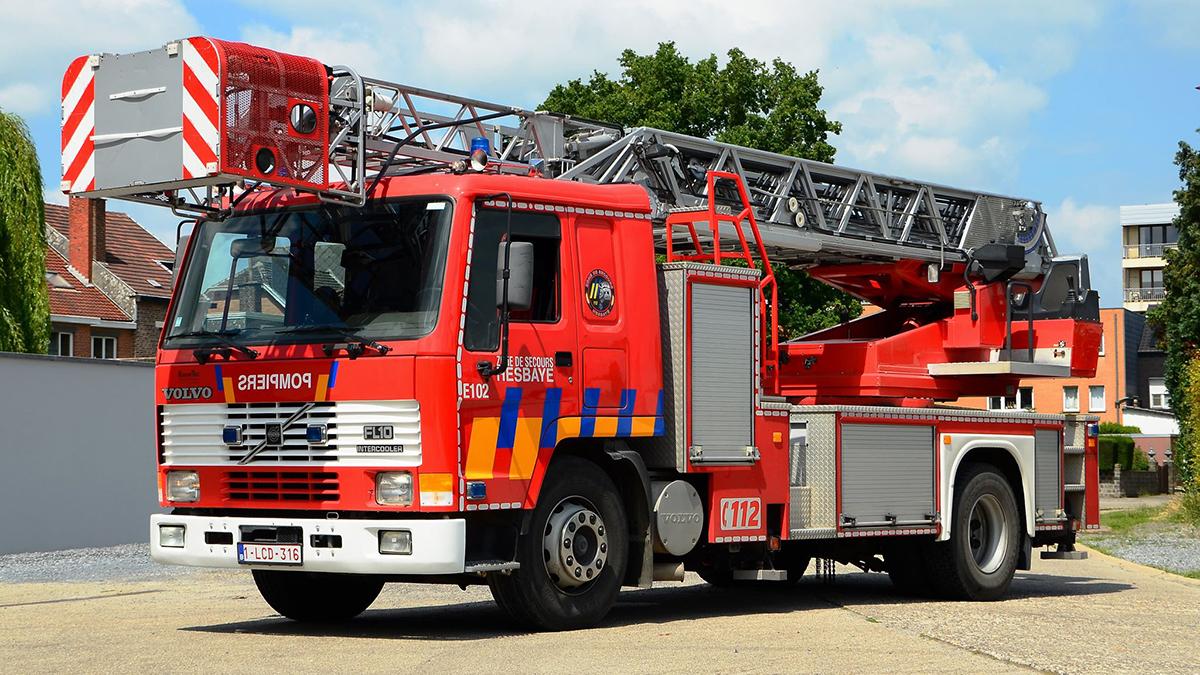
[555,351,573,368]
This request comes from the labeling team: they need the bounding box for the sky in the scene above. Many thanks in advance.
[4,0,1198,307]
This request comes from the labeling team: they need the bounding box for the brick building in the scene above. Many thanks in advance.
[44,198,174,359]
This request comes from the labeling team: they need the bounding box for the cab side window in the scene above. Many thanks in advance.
[464,208,561,351]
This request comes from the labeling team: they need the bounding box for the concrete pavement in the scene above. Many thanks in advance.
[1,547,1198,673]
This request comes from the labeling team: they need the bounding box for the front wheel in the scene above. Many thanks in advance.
[489,455,628,630]
[252,570,383,622]
[926,464,1021,600]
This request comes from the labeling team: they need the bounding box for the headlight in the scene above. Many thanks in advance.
[375,471,413,506]
[165,470,200,502]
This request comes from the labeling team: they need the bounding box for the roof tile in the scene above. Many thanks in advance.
[44,247,132,323]
[45,202,175,298]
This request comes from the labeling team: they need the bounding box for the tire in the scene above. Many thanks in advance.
[925,464,1021,600]
[885,542,933,596]
[252,570,383,622]
[488,455,628,630]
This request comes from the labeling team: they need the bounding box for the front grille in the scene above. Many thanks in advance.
[223,470,339,503]
[159,400,420,465]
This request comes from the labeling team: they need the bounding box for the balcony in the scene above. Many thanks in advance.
[1123,242,1177,259]
[1124,287,1165,303]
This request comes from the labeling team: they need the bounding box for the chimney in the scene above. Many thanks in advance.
[68,197,106,280]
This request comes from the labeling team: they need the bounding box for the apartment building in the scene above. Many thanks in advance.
[1121,202,1179,312]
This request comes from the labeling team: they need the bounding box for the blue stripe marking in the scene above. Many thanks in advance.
[496,387,523,449]
[616,389,637,436]
[540,387,563,448]
[214,365,223,390]
[653,389,665,436]
[580,387,600,438]
[328,361,339,389]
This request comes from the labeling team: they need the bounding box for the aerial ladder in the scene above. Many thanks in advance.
[62,36,1100,405]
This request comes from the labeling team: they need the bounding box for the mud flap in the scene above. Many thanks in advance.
[1017,534,1032,571]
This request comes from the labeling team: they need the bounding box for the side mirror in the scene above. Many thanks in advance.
[497,241,534,311]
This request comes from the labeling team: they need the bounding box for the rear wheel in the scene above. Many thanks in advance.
[488,455,628,630]
[926,464,1021,600]
[252,570,383,622]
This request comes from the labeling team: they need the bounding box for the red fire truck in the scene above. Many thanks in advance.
[63,37,1102,630]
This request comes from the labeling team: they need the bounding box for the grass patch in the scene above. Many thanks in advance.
[1099,506,1170,533]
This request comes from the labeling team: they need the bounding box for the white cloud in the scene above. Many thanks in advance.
[1135,0,1200,51]
[233,0,1098,191]
[1046,198,1118,252]
[0,0,200,116]
[42,187,67,207]
[1045,198,1122,306]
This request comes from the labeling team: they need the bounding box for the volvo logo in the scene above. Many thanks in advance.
[162,386,212,401]
[659,513,703,524]
[264,423,283,446]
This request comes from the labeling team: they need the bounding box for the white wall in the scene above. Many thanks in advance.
[1123,406,1180,436]
[0,353,159,554]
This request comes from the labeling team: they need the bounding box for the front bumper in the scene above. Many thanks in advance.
[150,513,466,575]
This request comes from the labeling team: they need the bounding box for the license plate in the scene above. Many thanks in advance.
[237,542,302,566]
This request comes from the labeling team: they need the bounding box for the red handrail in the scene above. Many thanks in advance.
[664,171,780,394]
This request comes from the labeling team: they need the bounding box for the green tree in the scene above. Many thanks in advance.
[542,43,859,338]
[1148,137,1200,489]
[0,109,49,353]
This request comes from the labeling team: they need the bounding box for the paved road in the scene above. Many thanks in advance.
[2,548,1198,674]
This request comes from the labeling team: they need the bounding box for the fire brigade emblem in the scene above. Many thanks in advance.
[584,269,614,317]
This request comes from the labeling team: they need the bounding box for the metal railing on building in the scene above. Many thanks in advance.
[1123,242,1177,259]
[1124,287,1166,302]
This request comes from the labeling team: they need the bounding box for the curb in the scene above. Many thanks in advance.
[1074,542,1200,588]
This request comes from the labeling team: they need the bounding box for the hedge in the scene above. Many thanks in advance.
[1099,422,1142,435]
[1099,435,1136,472]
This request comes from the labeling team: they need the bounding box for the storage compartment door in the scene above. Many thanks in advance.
[1034,428,1062,519]
[689,283,756,464]
[840,423,935,527]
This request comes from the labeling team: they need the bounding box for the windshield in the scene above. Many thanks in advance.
[164,198,453,348]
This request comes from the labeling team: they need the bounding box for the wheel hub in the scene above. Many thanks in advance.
[544,500,608,590]
[967,493,1008,574]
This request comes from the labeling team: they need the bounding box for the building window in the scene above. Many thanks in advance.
[92,335,117,359]
[49,331,73,357]
[1098,332,1105,356]
[1149,378,1171,410]
[1063,386,1079,412]
[1088,385,1105,412]
[988,386,1034,411]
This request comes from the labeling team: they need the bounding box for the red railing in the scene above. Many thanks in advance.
[665,171,780,393]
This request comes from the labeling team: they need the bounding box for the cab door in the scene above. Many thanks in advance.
[458,205,578,503]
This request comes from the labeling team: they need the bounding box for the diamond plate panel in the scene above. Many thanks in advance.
[788,409,837,536]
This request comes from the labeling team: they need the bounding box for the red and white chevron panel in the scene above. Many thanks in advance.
[60,55,96,194]
[181,37,221,180]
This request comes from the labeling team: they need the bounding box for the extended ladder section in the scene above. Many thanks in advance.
[63,37,1056,273]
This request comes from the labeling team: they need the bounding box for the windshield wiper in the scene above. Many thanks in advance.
[171,329,260,364]
[275,324,392,359]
